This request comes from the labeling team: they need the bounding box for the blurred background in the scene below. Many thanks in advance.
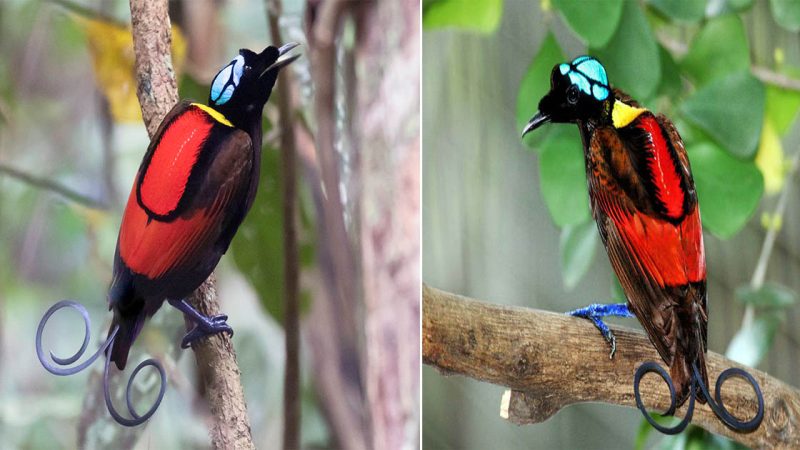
[422,0,799,449]
[0,0,419,448]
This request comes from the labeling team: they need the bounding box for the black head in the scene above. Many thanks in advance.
[208,43,301,128]
[522,56,613,137]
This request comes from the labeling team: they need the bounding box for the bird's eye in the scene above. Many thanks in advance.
[567,85,580,105]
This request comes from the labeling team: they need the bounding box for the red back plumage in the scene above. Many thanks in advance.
[139,107,216,217]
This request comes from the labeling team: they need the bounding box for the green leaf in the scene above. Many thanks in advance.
[610,276,626,303]
[770,0,800,32]
[685,426,713,450]
[725,0,754,12]
[559,220,598,290]
[231,148,286,323]
[681,14,749,86]
[680,71,765,159]
[178,73,209,102]
[592,0,661,99]
[708,434,751,450]
[725,311,783,366]
[423,0,503,33]
[736,283,797,308]
[552,0,624,47]
[518,33,565,149]
[648,0,706,23]
[636,414,681,450]
[658,432,687,450]
[538,126,590,226]
[673,118,714,146]
[688,141,764,238]
[766,83,800,135]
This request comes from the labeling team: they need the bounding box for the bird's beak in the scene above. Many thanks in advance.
[521,112,550,137]
[261,42,301,77]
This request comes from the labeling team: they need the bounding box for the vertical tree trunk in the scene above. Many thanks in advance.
[356,1,421,448]
[303,1,368,448]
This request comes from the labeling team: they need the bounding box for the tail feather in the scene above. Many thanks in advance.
[107,314,144,371]
[671,348,708,406]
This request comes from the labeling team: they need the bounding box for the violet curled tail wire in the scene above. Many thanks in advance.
[35,300,117,375]
[634,361,765,435]
[35,299,167,427]
[102,351,166,426]
[634,361,695,435]
[692,363,765,432]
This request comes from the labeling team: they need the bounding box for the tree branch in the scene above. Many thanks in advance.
[264,1,302,448]
[303,2,368,448]
[423,285,800,449]
[295,121,369,450]
[657,32,800,92]
[128,1,253,448]
[0,163,108,210]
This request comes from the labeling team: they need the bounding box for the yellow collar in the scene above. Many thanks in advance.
[191,103,234,127]
[611,100,646,128]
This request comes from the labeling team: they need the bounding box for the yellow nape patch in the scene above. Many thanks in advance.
[612,101,646,128]
[191,103,233,127]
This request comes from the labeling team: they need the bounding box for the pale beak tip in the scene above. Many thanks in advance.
[278,42,301,56]
[521,113,549,138]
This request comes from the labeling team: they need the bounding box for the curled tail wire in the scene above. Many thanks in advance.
[633,360,764,435]
[35,300,166,426]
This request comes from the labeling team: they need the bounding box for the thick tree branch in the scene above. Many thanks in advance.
[423,285,800,450]
[129,1,253,448]
[129,0,178,135]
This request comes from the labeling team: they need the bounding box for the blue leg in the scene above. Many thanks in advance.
[168,299,233,349]
[567,303,634,359]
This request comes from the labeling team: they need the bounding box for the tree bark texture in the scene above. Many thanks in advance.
[423,284,800,450]
[355,0,421,448]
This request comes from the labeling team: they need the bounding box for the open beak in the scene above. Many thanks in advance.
[261,42,301,76]
[521,112,550,137]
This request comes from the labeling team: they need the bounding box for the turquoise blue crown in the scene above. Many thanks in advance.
[559,56,610,101]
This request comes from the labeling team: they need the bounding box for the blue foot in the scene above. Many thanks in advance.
[168,299,233,349]
[567,303,634,359]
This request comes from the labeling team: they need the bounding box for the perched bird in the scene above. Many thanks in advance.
[108,43,300,369]
[522,56,708,406]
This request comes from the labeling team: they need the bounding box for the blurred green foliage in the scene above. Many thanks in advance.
[559,220,599,291]
[688,141,764,238]
[231,144,316,324]
[553,0,624,48]
[592,0,660,100]
[517,33,564,149]
[422,0,503,33]
[681,72,764,158]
